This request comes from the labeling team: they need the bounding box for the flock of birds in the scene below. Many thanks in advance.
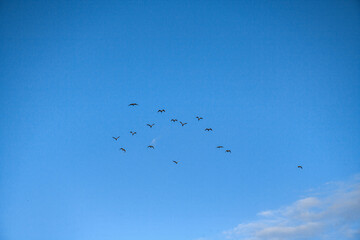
[112,103,233,165]
[114,103,303,169]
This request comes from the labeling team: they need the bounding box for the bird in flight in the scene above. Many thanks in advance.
[205,128,213,131]
[128,103,138,106]
[147,123,155,128]
[171,119,178,122]
[112,136,120,141]
[180,121,187,126]
[196,116,203,121]
[158,109,165,113]
[147,145,155,149]
[130,131,136,136]
[298,166,303,169]
[173,161,179,164]
[225,150,231,153]
[216,146,224,148]
[119,148,126,152]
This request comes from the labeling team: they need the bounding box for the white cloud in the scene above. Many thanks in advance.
[223,177,360,240]
[254,222,324,239]
[258,211,275,217]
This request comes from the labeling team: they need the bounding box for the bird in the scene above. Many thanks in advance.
[171,119,178,122]
[119,148,126,152]
[180,121,187,126]
[130,131,136,135]
[196,116,203,121]
[225,150,231,153]
[173,161,179,164]
[216,146,224,148]
[128,103,138,106]
[112,136,120,141]
[205,128,213,131]
[298,166,303,169]
[147,123,155,128]
[147,145,154,149]
[158,109,165,113]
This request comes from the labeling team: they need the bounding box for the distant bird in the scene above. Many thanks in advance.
[112,136,120,141]
[147,123,155,128]
[205,128,213,131]
[298,166,303,169]
[158,109,165,113]
[173,161,179,164]
[225,150,231,153]
[128,103,138,106]
[130,131,136,135]
[196,116,203,121]
[180,121,187,126]
[171,119,178,122]
[119,148,126,152]
[147,145,155,149]
[216,146,224,148]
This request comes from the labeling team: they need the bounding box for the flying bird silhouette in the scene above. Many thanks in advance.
[173,161,179,164]
[216,146,224,148]
[119,148,126,152]
[158,109,165,113]
[180,121,187,126]
[130,131,136,135]
[171,119,178,122]
[205,128,213,131]
[196,116,203,121]
[147,123,155,128]
[128,103,138,106]
[112,136,120,141]
[298,166,303,169]
[225,150,231,153]
[147,145,155,149]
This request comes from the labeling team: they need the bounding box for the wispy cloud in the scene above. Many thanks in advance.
[223,176,360,240]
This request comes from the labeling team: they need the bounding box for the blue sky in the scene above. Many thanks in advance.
[0,1,359,239]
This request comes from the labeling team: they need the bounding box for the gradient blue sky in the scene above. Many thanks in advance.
[1,1,359,239]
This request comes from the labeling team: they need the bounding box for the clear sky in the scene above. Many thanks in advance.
[1,1,359,240]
